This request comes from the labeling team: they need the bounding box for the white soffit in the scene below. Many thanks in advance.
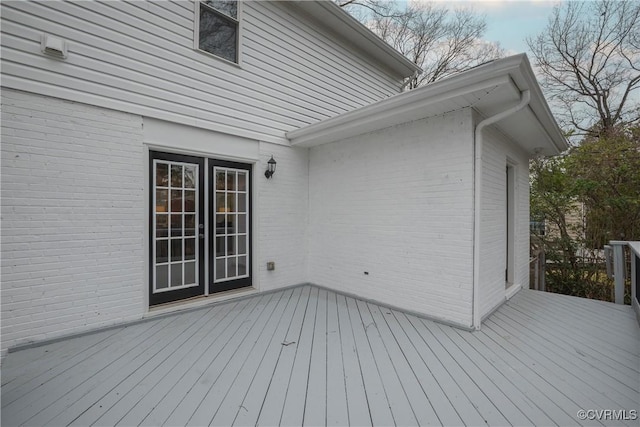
[287,54,568,155]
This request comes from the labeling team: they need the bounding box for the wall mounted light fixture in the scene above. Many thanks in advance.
[264,155,276,179]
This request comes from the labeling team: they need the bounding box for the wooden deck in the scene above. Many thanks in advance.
[2,285,638,426]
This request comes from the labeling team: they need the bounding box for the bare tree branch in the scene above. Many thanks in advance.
[338,0,504,89]
[527,0,640,138]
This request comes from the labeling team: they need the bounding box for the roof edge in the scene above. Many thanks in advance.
[289,1,422,79]
[287,54,568,154]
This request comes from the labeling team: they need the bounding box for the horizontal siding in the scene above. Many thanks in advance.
[308,109,475,327]
[0,0,401,145]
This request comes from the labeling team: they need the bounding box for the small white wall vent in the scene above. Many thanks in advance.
[40,33,68,59]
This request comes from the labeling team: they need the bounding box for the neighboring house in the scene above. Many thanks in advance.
[533,202,586,242]
[0,0,567,355]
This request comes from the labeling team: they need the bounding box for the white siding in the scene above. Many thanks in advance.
[0,0,401,145]
[1,89,145,352]
[478,125,530,318]
[307,109,475,328]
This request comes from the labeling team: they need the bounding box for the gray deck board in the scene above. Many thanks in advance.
[280,286,319,426]
[490,310,637,411]
[346,296,395,426]
[325,291,350,427]
[71,301,239,426]
[2,287,638,427]
[335,293,371,427]
[253,286,311,427]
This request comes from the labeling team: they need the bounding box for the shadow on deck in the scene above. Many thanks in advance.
[2,285,638,426]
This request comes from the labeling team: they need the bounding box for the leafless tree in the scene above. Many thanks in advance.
[339,0,504,89]
[527,0,640,138]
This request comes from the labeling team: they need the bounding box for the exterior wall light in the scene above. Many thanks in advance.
[264,155,276,179]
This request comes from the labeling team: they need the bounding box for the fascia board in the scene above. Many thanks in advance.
[288,54,568,155]
[515,57,569,154]
[288,75,513,147]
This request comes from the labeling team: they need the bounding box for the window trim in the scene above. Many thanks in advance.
[194,0,243,67]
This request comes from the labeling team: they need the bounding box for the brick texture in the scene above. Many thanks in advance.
[1,89,145,352]
[307,109,475,327]
[257,143,309,291]
[479,126,530,317]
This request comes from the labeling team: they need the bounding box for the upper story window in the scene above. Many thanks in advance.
[197,0,239,64]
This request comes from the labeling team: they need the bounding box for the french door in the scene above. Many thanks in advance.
[149,152,251,306]
[210,160,252,292]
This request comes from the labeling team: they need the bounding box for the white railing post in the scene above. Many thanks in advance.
[609,241,627,305]
[628,242,640,325]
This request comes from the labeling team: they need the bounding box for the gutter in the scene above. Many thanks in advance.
[472,89,531,330]
[399,70,419,92]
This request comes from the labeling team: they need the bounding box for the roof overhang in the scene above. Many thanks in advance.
[287,1,422,79]
[287,54,568,157]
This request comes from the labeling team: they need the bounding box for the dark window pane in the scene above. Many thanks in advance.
[216,236,225,256]
[227,214,236,233]
[156,190,168,213]
[226,193,235,213]
[156,265,168,289]
[203,0,237,18]
[238,193,246,213]
[171,263,182,287]
[171,214,183,237]
[238,256,247,276]
[171,190,183,212]
[185,238,196,260]
[227,171,236,191]
[216,258,225,279]
[227,257,237,277]
[156,163,169,187]
[184,214,196,236]
[185,191,196,213]
[156,214,168,238]
[199,5,237,63]
[237,214,246,233]
[156,240,169,264]
[171,165,183,187]
[185,262,196,285]
[237,172,246,191]
[216,192,225,212]
[216,214,226,234]
[237,235,246,255]
[227,235,235,255]
[171,239,183,262]
[184,165,196,189]
[216,170,225,190]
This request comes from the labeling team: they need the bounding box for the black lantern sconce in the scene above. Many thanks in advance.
[265,155,277,179]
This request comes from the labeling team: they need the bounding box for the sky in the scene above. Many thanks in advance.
[431,0,560,56]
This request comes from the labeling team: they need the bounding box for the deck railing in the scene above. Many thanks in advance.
[529,249,545,291]
[605,241,640,325]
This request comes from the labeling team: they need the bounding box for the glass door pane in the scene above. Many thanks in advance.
[150,152,204,306]
[211,161,251,293]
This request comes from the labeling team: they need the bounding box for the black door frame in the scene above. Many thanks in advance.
[149,151,206,306]
[208,159,253,294]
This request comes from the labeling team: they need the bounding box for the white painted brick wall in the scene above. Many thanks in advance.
[257,143,309,291]
[307,109,475,327]
[1,89,145,352]
[479,126,530,317]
